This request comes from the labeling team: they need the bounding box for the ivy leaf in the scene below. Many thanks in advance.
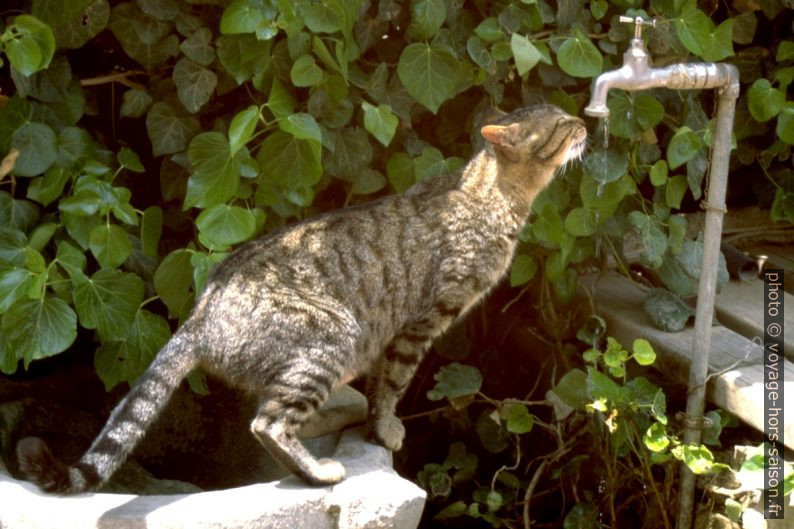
[4,14,56,76]
[2,296,77,367]
[466,36,496,74]
[95,308,171,390]
[407,0,446,40]
[145,101,201,157]
[649,160,668,187]
[675,4,711,57]
[279,113,323,145]
[108,3,178,70]
[220,0,274,35]
[185,132,241,209]
[628,211,667,268]
[0,227,27,266]
[474,17,502,42]
[582,148,628,186]
[256,130,323,191]
[504,403,534,434]
[73,268,144,340]
[550,368,590,409]
[644,288,694,332]
[632,338,657,366]
[140,206,163,257]
[89,223,132,269]
[532,204,565,246]
[556,29,602,78]
[196,204,257,247]
[564,207,598,237]
[173,57,218,114]
[121,88,153,118]
[44,0,109,50]
[643,423,670,452]
[747,78,785,123]
[667,126,703,170]
[55,239,87,284]
[180,27,215,66]
[509,253,537,287]
[267,77,296,119]
[154,248,193,318]
[11,121,58,177]
[776,104,794,145]
[700,19,734,62]
[386,152,415,193]
[351,168,386,195]
[117,147,144,172]
[290,54,324,87]
[0,264,32,313]
[397,42,461,114]
[217,34,272,84]
[0,191,40,232]
[427,362,483,401]
[665,174,688,209]
[228,105,260,156]
[191,251,228,294]
[362,102,398,146]
[607,93,664,139]
[510,33,541,77]
[137,0,179,21]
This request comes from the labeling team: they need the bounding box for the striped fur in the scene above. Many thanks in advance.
[17,104,586,492]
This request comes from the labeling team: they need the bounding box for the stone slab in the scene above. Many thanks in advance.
[0,428,426,529]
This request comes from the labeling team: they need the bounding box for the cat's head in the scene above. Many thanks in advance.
[480,104,587,173]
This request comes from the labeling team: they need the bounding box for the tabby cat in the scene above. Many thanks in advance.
[17,104,586,493]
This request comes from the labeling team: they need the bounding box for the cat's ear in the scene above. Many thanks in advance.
[480,124,522,161]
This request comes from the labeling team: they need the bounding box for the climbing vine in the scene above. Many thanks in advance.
[0,0,792,525]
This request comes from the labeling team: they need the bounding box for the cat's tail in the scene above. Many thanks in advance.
[16,327,199,494]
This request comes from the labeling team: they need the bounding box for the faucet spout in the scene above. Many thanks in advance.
[585,62,740,118]
[583,15,739,118]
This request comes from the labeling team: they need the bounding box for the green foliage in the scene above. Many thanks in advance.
[0,2,790,522]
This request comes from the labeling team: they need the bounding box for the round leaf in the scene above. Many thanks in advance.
[11,121,58,177]
[509,253,537,286]
[362,102,398,146]
[632,338,657,366]
[427,362,483,401]
[154,249,193,318]
[290,54,324,87]
[173,57,218,114]
[667,126,703,170]
[89,223,132,269]
[196,204,257,247]
[73,269,145,340]
[185,132,241,209]
[747,78,785,123]
[2,296,76,367]
[556,30,602,78]
[397,42,461,114]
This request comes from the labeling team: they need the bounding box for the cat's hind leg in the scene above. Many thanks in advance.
[250,363,347,485]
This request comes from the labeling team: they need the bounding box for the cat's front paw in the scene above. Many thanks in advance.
[366,413,405,451]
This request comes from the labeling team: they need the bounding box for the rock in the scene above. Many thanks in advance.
[0,428,426,529]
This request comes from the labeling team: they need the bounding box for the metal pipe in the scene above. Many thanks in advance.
[676,73,738,529]
[582,14,741,529]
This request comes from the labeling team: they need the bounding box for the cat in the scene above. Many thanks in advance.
[16,104,586,493]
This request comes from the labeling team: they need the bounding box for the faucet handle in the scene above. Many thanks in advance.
[618,15,656,40]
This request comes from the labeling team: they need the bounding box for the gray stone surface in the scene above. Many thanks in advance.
[0,428,426,529]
